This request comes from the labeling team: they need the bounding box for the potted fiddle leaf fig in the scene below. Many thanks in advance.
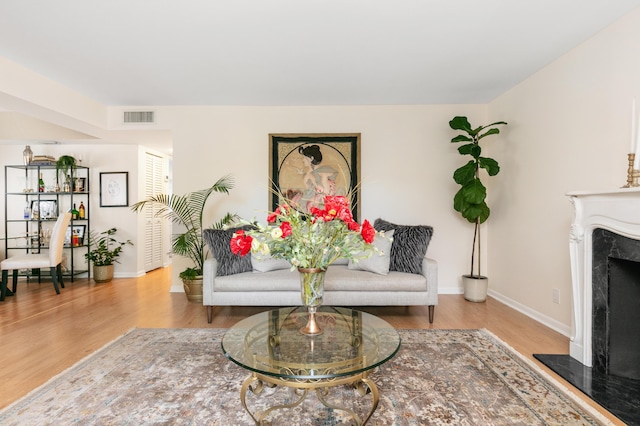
[131,175,238,302]
[84,228,133,283]
[449,116,507,302]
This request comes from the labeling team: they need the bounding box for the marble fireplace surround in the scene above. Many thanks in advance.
[567,188,640,367]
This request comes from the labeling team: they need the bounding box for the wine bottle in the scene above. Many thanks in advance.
[78,202,85,219]
[38,173,45,192]
[71,203,79,220]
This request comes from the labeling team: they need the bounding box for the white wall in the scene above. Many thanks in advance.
[0,144,142,278]
[163,104,487,293]
[487,8,640,334]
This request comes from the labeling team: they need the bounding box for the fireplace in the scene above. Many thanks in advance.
[534,188,640,425]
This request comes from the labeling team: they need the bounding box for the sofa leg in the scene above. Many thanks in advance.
[207,306,213,324]
[428,305,434,324]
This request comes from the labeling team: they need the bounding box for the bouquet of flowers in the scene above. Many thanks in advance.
[230,195,378,270]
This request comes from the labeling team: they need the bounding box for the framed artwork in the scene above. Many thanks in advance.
[64,225,86,246]
[30,200,58,220]
[269,133,361,221]
[100,172,129,207]
[73,177,86,192]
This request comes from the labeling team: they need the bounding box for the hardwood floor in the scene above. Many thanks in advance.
[0,267,624,424]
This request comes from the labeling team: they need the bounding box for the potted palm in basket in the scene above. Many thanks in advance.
[131,175,237,302]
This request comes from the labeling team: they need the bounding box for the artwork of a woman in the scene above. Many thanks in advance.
[285,144,345,213]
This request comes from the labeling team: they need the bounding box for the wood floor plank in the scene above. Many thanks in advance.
[0,267,623,424]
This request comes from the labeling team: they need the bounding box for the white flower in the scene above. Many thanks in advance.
[270,227,283,239]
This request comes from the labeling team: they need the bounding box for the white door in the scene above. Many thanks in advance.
[144,152,165,271]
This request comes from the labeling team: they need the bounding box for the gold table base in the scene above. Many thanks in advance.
[240,371,379,425]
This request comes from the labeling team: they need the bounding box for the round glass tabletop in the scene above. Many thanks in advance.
[222,306,401,381]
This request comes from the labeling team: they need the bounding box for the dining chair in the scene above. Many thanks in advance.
[0,212,72,301]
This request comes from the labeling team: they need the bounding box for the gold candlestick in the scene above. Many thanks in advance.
[623,153,637,188]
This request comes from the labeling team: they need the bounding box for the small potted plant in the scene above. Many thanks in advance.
[449,116,507,302]
[84,228,133,283]
[131,175,238,302]
[55,155,77,190]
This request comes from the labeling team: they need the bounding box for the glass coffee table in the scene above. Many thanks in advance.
[222,306,401,425]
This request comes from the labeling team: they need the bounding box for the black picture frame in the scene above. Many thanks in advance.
[269,133,361,221]
[30,200,58,220]
[65,225,86,246]
[100,172,129,207]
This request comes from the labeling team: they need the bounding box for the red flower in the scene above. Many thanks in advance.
[267,205,290,223]
[280,222,292,238]
[347,220,360,231]
[230,230,253,256]
[360,220,375,244]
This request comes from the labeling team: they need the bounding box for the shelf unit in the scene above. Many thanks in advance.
[4,164,90,281]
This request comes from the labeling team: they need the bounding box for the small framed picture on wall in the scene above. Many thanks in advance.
[100,172,129,207]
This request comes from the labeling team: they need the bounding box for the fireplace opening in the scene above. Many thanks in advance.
[608,257,640,381]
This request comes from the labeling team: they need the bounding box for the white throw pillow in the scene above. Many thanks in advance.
[251,253,291,273]
[347,230,394,275]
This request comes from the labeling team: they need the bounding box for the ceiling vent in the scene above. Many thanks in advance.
[123,111,155,124]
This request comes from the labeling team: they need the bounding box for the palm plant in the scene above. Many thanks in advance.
[131,175,237,278]
[449,116,507,277]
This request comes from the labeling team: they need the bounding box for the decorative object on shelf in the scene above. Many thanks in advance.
[78,202,85,219]
[30,200,57,220]
[74,177,86,192]
[22,145,33,166]
[38,173,45,192]
[84,228,133,283]
[131,175,237,301]
[64,225,86,246]
[622,153,640,188]
[55,155,77,183]
[449,116,507,303]
[30,155,55,166]
[99,172,129,207]
[229,194,379,334]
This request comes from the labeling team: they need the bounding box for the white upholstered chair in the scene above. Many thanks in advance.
[0,212,72,301]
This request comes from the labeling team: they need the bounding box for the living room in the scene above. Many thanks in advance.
[1,2,639,424]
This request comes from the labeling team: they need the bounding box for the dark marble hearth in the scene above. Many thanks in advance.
[534,354,640,425]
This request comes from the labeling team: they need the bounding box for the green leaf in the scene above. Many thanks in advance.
[478,157,500,176]
[461,202,490,223]
[453,161,476,185]
[478,127,501,140]
[453,188,469,213]
[451,135,472,143]
[449,116,472,133]
[458,143,481,158]
[461,179,486,204]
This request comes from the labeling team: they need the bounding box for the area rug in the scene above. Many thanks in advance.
[0,328,613,425]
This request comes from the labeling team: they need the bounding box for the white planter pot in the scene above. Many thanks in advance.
[462,275,488,302]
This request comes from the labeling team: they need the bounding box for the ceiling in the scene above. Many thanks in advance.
[1,0,640,108]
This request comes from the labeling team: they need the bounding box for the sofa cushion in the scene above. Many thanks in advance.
[373,219,433,275]
[203,227,253,276]
[251,253,291,273]
[348,229,394,275]
[212,264,427,292]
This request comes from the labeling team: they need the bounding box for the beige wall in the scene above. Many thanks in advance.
[163,104,487,293]
[487,8,640,333]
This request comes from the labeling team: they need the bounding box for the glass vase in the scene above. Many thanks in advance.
[23,145,33,166]
[298,267,325,335]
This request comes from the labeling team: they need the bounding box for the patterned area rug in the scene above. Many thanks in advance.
[0,328,612,425]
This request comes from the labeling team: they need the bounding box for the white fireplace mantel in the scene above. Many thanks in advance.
[567,187,640,366]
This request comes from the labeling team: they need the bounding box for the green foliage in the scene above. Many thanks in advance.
[55,155,77,180]
[84,228,133,266]
[449,116,507,224]
[131,175,238,277]
[449,116,507,276]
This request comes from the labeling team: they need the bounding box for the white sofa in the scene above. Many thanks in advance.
[203,256,438,324]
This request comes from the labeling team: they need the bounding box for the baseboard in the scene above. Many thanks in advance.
[438,286,464,295]
[170,284,184,293]
[488,289,571,337]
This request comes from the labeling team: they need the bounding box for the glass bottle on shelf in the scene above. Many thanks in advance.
[71,203,79,220]
[63,174,71,193]
[24,202,31,219]
[38,173,45,192]
[78,202,85,219]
